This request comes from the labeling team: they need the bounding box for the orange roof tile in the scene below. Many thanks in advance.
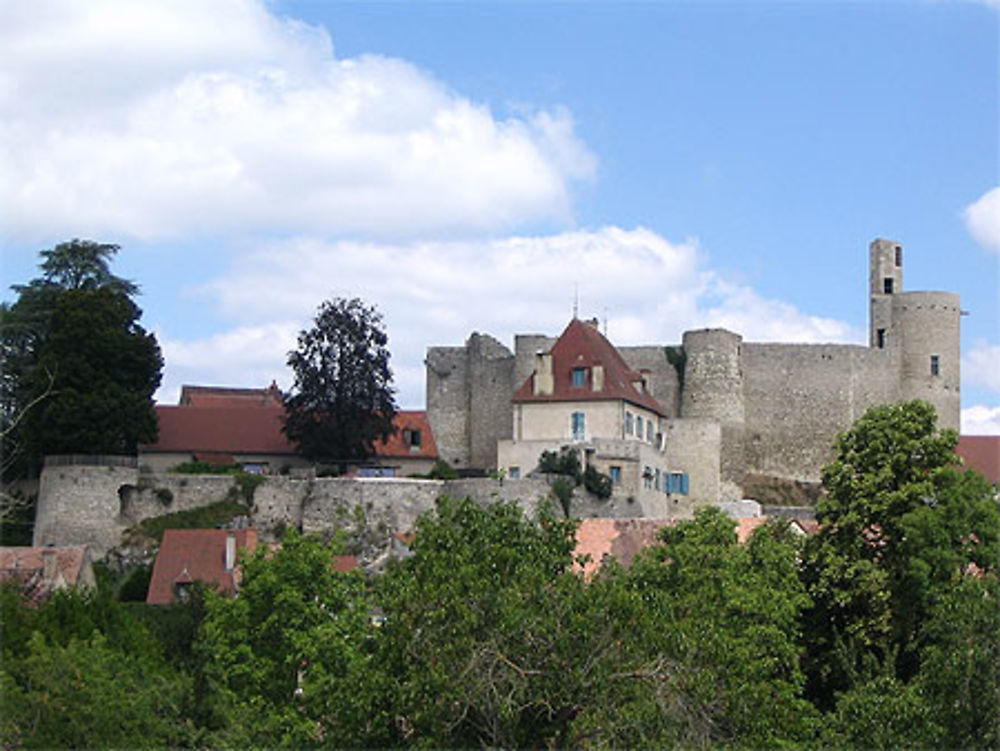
[146,529,259,605]
[513,319,664,415]
[956,435,1000,485]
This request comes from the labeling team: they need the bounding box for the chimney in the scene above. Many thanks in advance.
[225,533,237,572]
[533,351,554,396]
[41,549,58,584]
[592,364,604,392]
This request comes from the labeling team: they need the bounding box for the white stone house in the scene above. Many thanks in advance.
[497,318,692,517]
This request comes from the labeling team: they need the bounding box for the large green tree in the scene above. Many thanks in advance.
[801,400,1000,706]
[283,297,396,464]
[1,240,160,477]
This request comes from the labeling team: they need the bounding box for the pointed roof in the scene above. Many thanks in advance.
[512,318,664,415]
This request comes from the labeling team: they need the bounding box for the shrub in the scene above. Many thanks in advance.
[551,478,574,517]
[538,447,582,482]
[583,465,612,499]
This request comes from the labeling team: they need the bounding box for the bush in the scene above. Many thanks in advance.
[170,460,243,475]
[135,500,249,543]
[583,465,612,499]
[538,447,582,482]
[551,478,574,517]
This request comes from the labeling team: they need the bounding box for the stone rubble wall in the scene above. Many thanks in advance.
[34,465,691,559]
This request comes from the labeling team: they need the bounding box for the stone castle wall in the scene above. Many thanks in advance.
[742,343,899,481]
[35,465,683,559]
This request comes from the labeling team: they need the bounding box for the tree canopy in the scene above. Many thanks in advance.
[1,241,161,479]
[283,297,396,464]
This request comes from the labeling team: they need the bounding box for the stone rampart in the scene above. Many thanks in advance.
[34,466,642,558]
[742,342,898,481]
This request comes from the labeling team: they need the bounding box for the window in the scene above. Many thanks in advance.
[403,429,421,451]
[571,367,587,387]
[884,278,894,294]
[646,421,654,442]
[636,416,643,438]
[571,411,586,441]
[666,472,690,495]
[643,466,653,489]
[930,355,940,376]
[876,328,886,349]
[625,411,633,436]
[508,466,520,480]
[895,246,902,267]
[359,466,396,478]
[609,466,621,485]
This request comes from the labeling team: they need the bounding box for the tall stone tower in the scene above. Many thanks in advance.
[868,238,961,431]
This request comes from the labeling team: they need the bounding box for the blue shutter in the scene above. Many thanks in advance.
[680,473,690,495]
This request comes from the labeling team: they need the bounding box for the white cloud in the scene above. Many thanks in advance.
[961,405,1000,436]
[164,227,862,407]
[963,186,1000,254]
[155,322,299,403]
[0,0,594,241]
[962,340,1000,393]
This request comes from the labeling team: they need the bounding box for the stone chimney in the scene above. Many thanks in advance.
[225,533,237,572]
[41,549,58,584]
[534,351,554,396]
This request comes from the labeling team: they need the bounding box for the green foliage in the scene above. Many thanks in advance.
[627,509,818,747]
[802,399,1000,709]
[135,499,249,543]
[200,530,373,747]
[916,575,1000,749]
[117,564,153,602]
[550,477,574,516]
[821,675,943,750]
[583,463,613,499]
[283,297,396,463]
[422,458,459,479]
[2,631,191,749]
[234,471,265,502]
[3,241,161,478]
[538,445,582,481]
[664,344,687,390]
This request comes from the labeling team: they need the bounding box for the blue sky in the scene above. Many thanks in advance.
[2,0,998,432]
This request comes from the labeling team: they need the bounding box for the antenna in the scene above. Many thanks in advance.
[572,283,579,319]
[603,307,609,336]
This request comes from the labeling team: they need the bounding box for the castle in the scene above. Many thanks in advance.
[425,238,961,507]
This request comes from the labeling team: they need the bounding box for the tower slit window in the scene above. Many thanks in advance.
[930,355,940,376]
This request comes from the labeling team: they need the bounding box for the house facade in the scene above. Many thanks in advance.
[498,318,689,515]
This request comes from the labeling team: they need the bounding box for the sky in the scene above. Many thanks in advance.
[2,0,998,433]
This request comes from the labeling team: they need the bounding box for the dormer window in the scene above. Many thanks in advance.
[571,367,587,387]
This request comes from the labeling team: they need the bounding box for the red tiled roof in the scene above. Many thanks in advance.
[0,546,93,602]
[331,555,359,573]
[180,383,282,408]
[373,410,438,459]
[143,405,296,455]
[147,529,259,605]
[956,436,1000,485]
[513,319,664,415]
[143,402,436,461]
[574,519,676,578]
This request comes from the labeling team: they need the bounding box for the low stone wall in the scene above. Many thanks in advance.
[33,464,695,558]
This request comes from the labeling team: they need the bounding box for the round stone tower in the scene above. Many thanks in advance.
[892,291,961,431]
[681,328,745,500]
[868,237,960,431]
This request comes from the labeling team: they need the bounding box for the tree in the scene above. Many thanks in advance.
[2,240,160,477]
[199,531,374,747]
[801,400,1000,705]
[283,297,396,464]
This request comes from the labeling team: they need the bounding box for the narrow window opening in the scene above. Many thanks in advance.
[895,246,902,267]
[571,411,586,441]
[883,278,894,294]
[930,355,940,376]
[609,466,621,485]
[876,328,886,349]
[508,466,520,480]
